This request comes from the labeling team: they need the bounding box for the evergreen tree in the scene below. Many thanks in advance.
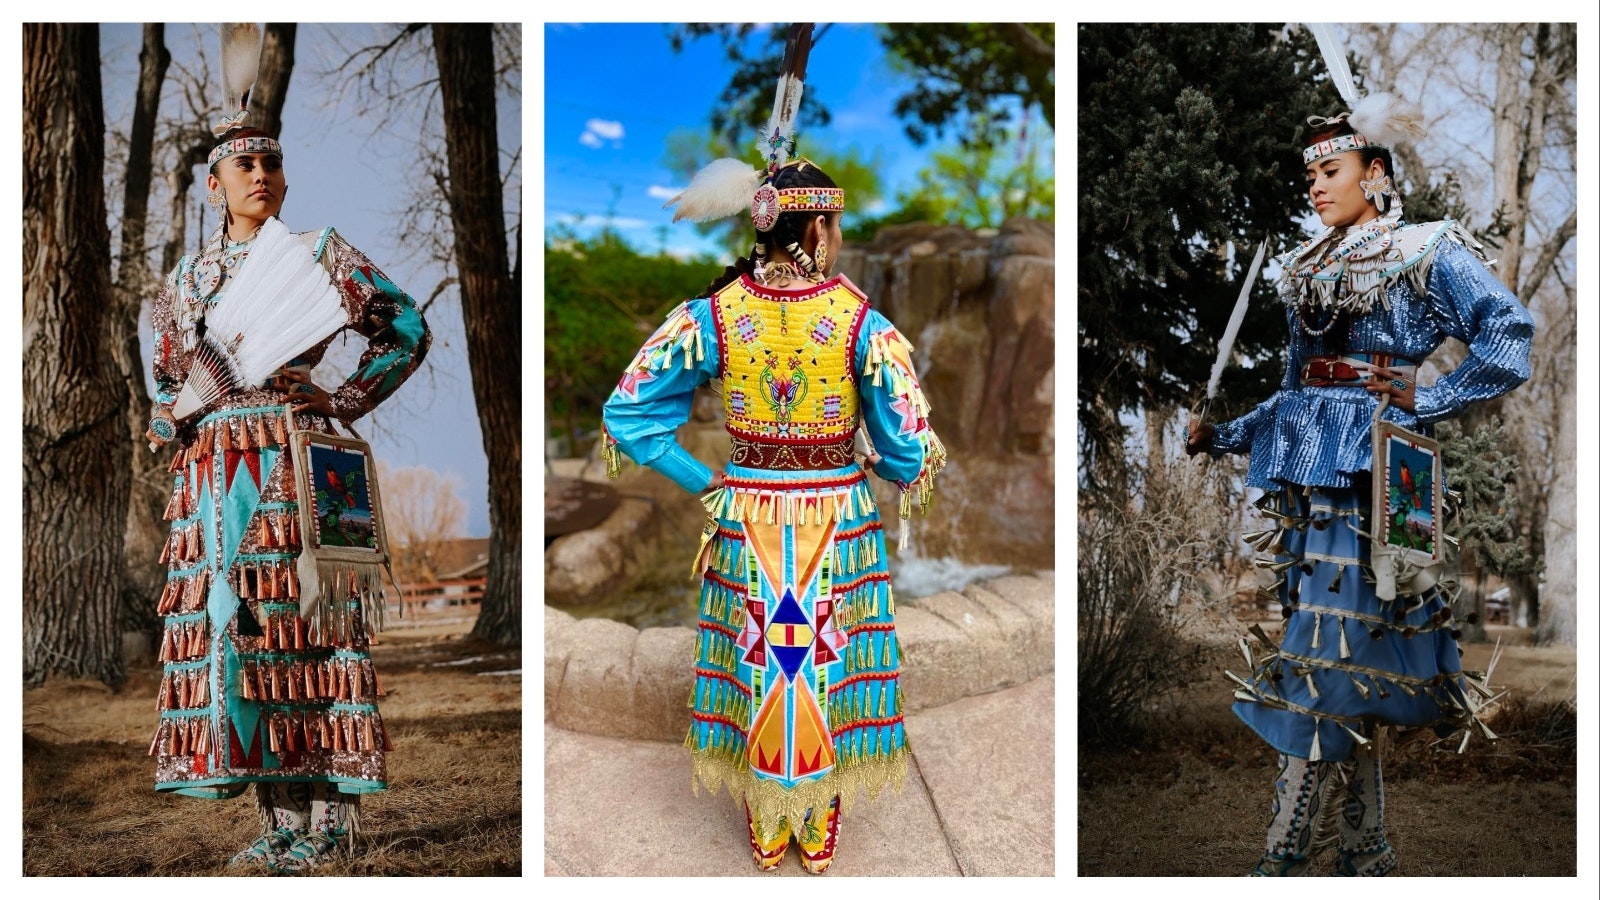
[1078,23,1337,493]
[1439,418,1537,638]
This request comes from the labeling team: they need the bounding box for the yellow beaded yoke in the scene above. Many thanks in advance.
[712,277,869,445]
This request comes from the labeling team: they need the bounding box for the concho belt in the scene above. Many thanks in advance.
[728,435,855,471]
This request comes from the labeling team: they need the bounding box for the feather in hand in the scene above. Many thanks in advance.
[170,217,346,420]
[1206,242,1268,401]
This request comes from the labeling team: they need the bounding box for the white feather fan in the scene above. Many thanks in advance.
[171,217,347,420]
[665,157,764,223]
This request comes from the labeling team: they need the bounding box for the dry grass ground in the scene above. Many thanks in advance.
[1079,624,1578,877]
[22,607,521,876]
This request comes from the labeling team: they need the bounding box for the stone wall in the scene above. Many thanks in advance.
[838,218,1055,569]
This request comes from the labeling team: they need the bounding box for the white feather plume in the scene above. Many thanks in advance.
[1306,23,1359,109]
[220,23,264,115]
[1349,92,1427,148]
[760,72,805,167]
[1206,242,1267,401]
[171,217,346,420]
[664,157,764,223]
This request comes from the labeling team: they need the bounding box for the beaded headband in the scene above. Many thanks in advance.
[208,135,283,168]
[1302,131,1372,165]
[750,183,845,231]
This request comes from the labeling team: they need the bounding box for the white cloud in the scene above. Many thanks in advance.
[665,244,709,262]
[580,118,625,149]
[646,185,681,201]
[553,213,650,230]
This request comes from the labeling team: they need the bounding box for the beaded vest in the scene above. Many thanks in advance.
[712,276,868,456]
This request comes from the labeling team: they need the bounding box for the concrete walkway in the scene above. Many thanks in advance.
[544,674,1054,876]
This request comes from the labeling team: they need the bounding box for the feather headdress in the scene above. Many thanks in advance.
[215,23,265,138]
[170,218,346,420]
[665,24,819,226]
[1302,23,1426,158]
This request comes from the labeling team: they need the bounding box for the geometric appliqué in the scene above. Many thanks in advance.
[766,588,814,681]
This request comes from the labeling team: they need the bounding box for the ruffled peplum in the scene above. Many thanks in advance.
[1237,386,1428,490]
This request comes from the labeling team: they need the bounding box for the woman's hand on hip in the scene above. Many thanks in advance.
[1365,366,1417,413]
[705,471,726,491]
[274,367,336,416]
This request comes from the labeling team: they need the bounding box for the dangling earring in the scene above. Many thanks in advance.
[1360,174,1395,214]
[207,188,226,212]
[814,238,829,278]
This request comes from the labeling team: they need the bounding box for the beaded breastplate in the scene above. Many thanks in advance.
[712,276,868,447]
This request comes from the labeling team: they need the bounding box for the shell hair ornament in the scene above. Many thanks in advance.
[663,25,845,230]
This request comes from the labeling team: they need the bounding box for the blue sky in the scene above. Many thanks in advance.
[97,24,521,538]
[544,23,1053,259]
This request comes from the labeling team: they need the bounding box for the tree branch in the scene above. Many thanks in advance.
[1005,23,1054,62]
[1517,208,1576,303]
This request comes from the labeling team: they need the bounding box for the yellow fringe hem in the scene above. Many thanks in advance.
[688,745,910,824]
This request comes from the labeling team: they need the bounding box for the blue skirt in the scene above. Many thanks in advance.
[1231,483,1483,761]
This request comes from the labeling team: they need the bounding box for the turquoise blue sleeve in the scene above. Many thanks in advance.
[601,299,722,493]
[855,308,941,491]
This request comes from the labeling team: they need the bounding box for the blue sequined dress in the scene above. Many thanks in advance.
[1212,219,1533,762]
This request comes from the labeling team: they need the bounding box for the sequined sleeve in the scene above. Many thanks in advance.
[601,299,722,493]
[1211,308,1298,456]
[857,309,947,520]
[314,229,432,423]
[150,264,186,411]
[1410,240,1534,425]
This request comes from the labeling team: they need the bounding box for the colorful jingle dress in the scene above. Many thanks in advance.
[1213,218,1533,763]
[149,224,430,799]
[602,274,944,862]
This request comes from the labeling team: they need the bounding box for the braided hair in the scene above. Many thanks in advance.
[701,160,841,298]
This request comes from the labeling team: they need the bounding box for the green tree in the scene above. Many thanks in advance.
[1077,23,1336,495]
[1438,418,1536,639]
[544,228,722,451]
[877,23,1054,145]
[850,114,1052,236]
[672,23,1053,150]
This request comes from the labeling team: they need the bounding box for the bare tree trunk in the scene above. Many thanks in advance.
[114,24,173,649]
[251,24,297,139]
[1489,23,1527,288]
[434,23,521,645]
[23,23,131,686]
[1534,359,1575,645]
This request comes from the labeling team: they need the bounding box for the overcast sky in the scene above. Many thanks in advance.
[98,23,521,538]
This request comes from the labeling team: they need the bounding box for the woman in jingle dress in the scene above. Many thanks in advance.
[144,126,430,871]
[602,159,944,874]
[1187,110,1533,876]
